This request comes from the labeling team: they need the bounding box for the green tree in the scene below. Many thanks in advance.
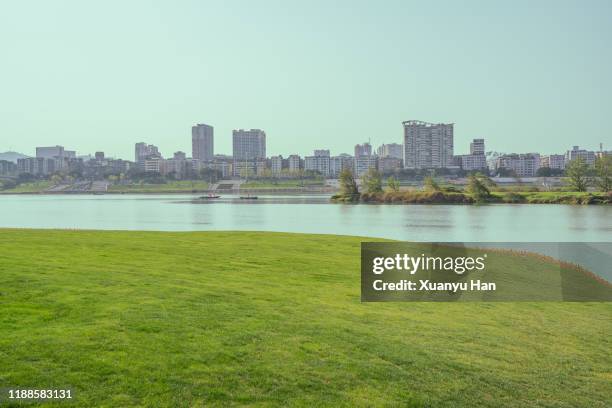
[594,155,611,192]
[466,173,491,202]
[566,158,589,192]
[339,168,359,197]
[423,176,440,191]
[387,176,400,193]
[50,174,62,185]
[362,167,383,194]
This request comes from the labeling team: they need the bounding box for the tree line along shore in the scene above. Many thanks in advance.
[332,157,611,205]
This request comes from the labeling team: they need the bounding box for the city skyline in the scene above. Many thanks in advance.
[1,1,611,158]
[3,120,608,162]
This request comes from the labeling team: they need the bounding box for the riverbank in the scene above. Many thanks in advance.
[333,191,611,205]
[1,230,611,406]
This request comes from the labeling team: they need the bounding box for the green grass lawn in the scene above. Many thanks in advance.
[0,230,611,407]
[107,180,209,193]
[0,181,52,194]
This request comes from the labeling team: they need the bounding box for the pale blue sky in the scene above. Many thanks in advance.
[1,0,610,159]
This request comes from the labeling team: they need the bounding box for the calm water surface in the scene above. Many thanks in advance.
[0,194,609,241]
[1,194,610,279]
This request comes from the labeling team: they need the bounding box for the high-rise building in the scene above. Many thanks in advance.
[354,143,372,158]
[377,143,403,159]
[192,124,214,161]
[135,143,160,163]
[232,129,266,161]
[36,146,65,159]
[470,139,485,155]
[403,120,454,169]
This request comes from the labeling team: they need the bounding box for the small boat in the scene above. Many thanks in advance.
[199,194,221,199]
[240,195,258,200]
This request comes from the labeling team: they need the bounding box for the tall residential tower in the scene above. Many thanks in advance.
[232,129,266,161]
[403,120,454,169]
[192,123,214,161]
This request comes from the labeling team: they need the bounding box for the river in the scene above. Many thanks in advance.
[1,194,610,279]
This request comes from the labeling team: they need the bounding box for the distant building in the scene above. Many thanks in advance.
[233,129,266,161]
[596,150,611,159]
[494,153,540,177]
[377,143,403,159]
[403,120,454,169]
[377,156,402,174]
[354,143,372,158]
[135,143,160,163]
[233,160,266,178]
[540,154,565,170]
[458,138,487,171]
[470,139,485,155]
[565,146,596,166]
[161,152,190,178]
[143,156,163,173]
[270,155,283,175]
[305,150,330,176]
[459,154,487,171]
[36,146,65,159]
[330,154,354,177]
[17,157,64,175]
[287,155,301,173]
[355,155,378,177]
[192,124,214,162]
[209,161,232,178]
[95,152,105,161]
[0,160,17,176]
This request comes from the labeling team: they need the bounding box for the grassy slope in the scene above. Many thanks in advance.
[0,230,611,407]
[107,181,209,193]
[0,181,52,194]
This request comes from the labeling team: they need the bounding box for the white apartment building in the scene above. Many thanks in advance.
[287,154,301,173]
[403,120,454,169]
[305,150,330,176]
[270,155,283,175]
[329,154,354,177]
[565,146,596,166]
[495,153,540,177]
[460,154,487,171]
[232,129,266,161]
[540,154,565,170]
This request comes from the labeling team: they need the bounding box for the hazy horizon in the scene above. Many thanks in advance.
[1,0,611,159]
